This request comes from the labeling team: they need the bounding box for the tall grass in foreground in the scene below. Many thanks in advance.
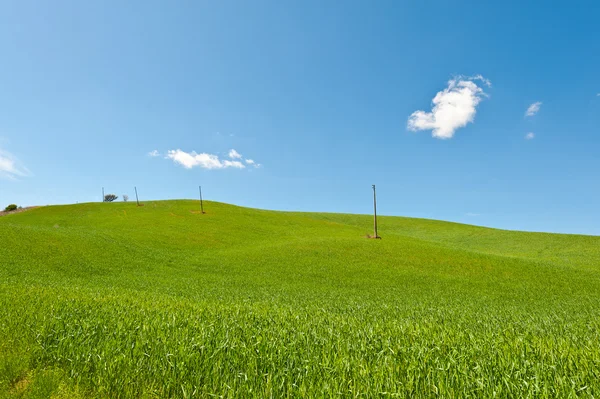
[1,200,600,397]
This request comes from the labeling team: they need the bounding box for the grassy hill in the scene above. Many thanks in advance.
[1,200,600,398]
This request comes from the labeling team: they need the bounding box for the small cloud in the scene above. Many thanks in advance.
[0,148,30,180]
[148,150,160,157]
[525,132,535,140]
[597,93,600,97]
[407,75,490,139]
[472,74,492,87]
[228,149,242,159]
[525,101,542,117]
[465,212,480,217]
[244,159,261,168]
[165,149,259,170]
[222,160,245,168]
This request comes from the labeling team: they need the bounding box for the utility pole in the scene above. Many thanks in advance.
[199,186,205,214]
[372,184,380,239]
[102,187,105,202]
[134,187,140,206]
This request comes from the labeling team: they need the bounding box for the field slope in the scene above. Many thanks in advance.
[1,200,600,398]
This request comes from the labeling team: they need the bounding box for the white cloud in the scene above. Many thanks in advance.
[245,159,262,168]
[525,132,535,140]
[228,149,242,159]
[407,75,490,139]
[465,212,480,217]
[166,149,256,170]
[148,150,160,157]
[525,101,542,117]
[222,159,245,168]
[597,93,600,97]
[472,74,492,88]
[0,149,30,180]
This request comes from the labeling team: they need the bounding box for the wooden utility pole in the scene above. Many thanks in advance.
[102,187,105,202]
[199,186,205,214]
[134,187,140,206]
[372,184,380,239]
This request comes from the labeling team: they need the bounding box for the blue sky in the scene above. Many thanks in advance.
[1,0,599,234]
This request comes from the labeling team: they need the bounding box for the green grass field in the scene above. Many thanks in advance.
[1,200,600,398]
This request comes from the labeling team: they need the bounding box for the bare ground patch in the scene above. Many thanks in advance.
[0,206,40,217]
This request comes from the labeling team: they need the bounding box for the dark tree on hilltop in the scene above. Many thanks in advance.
[104,194,118,202]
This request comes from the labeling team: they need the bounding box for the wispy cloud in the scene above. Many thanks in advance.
[597,93,600,97]
[525,101,542,117]
[0,148,30,180]
[148,150,160,157]
[245,159,261,168]
[525,132,535,140]
[165,148,258,170]
[472,74,492,88]
[465,212,480,217]
[228,149,242,159]
[407,75,490,139]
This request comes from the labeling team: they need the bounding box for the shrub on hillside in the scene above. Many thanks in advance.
[123,195,129,202]
[4,204,17,212]
[104,194,118,202]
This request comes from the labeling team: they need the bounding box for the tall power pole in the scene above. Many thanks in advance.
[134,187,140,206]
[102,187,105,202]
[372,184,380,238]
[199,186,205,214]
